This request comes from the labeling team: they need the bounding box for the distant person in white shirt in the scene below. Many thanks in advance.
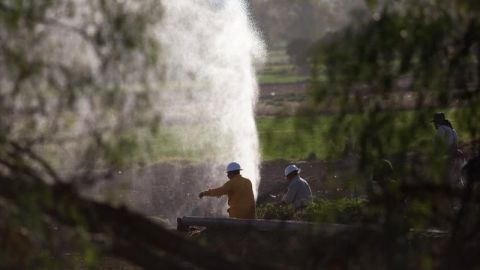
[433,112,462,186]
[281,164,312,210]
[433,112,458,156]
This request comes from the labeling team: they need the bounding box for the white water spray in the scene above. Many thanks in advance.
[5,0,265,221]
[156,0,265,198]
[120,0,265,222]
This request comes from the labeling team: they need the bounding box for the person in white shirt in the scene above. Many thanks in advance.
[433,112,462,186]
[433,112,458,156]
[281,164,312,210]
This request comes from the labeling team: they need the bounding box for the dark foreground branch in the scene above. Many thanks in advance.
[0,173,267,270]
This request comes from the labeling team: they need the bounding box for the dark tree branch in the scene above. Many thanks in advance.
[448,18,478,74]
[8,141,61,183]
[0,171,271,270]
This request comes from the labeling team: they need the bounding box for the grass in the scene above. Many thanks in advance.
[259,63,294,74]
[257,115,333,160]
[133,107,474,163]
[257,108,474,161]
[258,74,310,84]
[257,53,310,84]
[264,47,289,64]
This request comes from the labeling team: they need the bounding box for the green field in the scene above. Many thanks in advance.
[258,73,310,84]
[257,50,310,84]
[257,116,332,160]
[257,109,473,160]
[138,109,472,163]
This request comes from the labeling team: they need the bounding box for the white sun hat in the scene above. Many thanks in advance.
[284,164,300,177]
[226,162,242,172]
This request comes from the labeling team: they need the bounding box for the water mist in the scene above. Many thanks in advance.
[127,0,265,222]
[1,0,264,226]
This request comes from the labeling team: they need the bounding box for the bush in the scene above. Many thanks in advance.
[256,203,295,220]
[257,197,366,224]
[301,197,366,224]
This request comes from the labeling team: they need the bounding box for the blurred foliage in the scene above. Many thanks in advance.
[302,197,365,223]
[1,0,480,269]
[0,0,165,269]
[299,0,480,268]
[256,203,295,220]
[309,0,480,172]
[0,0,164,176]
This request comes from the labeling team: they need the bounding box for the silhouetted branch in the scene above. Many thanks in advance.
[8,141,61,183]
[0,170,269,270]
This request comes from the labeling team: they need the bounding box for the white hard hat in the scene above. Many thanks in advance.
[284,164,300,176]
[226,162,242,172]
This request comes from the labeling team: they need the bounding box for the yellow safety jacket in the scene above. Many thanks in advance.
[204,174,256,219]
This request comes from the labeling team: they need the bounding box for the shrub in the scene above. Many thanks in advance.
[300,197,366,224]
[256,203,295,220]
[257,197,366,224]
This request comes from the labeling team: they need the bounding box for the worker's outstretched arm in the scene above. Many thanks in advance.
[199,181,230,198]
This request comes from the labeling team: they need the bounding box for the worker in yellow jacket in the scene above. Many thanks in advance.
[199,162,256,219]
